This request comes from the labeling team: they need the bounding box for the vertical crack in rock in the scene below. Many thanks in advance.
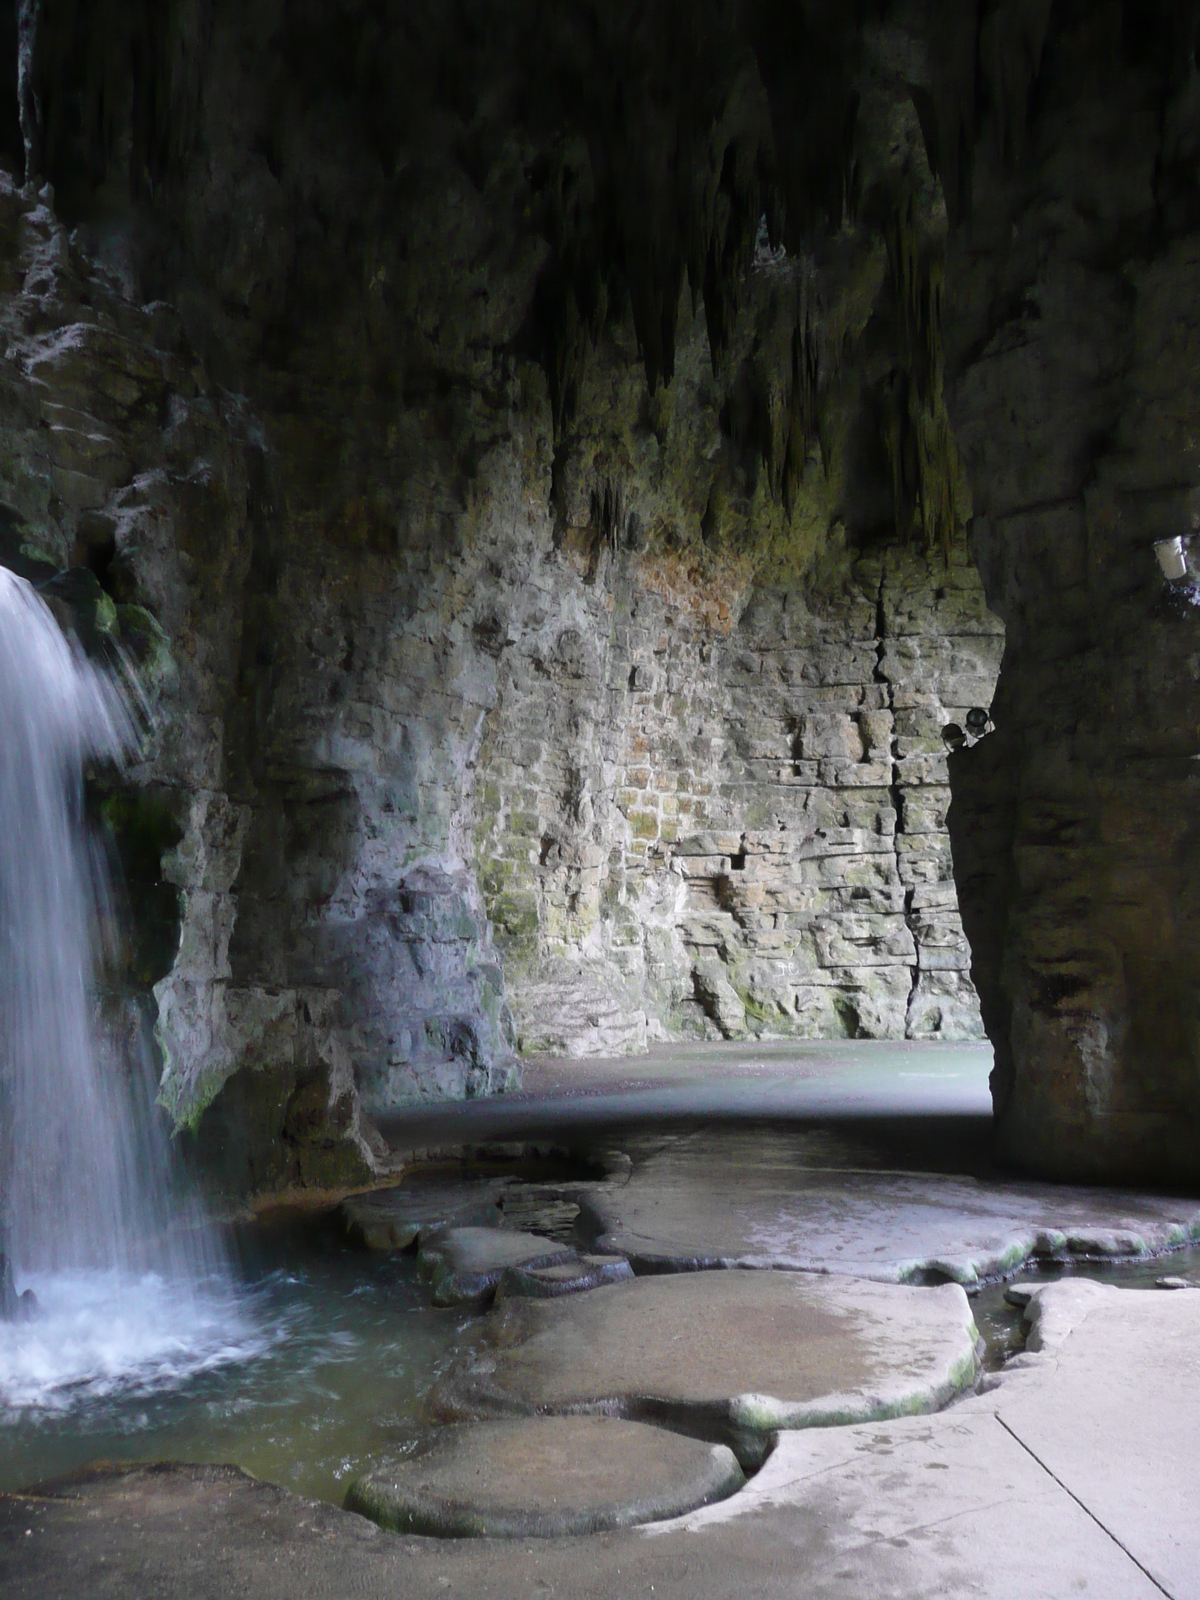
[873,564,919,1033]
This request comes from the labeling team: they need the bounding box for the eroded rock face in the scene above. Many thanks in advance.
[0,176,528,1200]
[944,7,1200,1181]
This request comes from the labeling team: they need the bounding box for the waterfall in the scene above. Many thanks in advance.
[0,568,259,1409]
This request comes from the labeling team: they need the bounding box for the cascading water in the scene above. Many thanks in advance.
[0,568,262,1411]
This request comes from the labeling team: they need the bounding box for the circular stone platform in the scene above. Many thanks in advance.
[432,1270,980,1467]
[344,1416,744,1537]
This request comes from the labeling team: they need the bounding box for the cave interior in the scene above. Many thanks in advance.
[4,3,1200,1593]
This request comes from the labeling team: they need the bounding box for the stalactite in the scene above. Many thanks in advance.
[979,0,1054,170]
[24,0,213,196]
[524,1,778,438]
[882,200,967,559]
[781,297,820,513]
[923,0,1054,227]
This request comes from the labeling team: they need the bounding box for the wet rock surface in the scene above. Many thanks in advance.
[338,1146,608,1253]
[6,1078,1200,1597]
[0,1257,33,1323]
[340,1185,504,1254]
[344,1415,743,1538]
[496,1253,633,1300]
[430,1271,979,1468]
[3,1281,1195,1599]
[587,1127,1200,1285]
[418,1227,578,1308]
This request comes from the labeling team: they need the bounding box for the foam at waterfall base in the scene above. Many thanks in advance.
[0,1267,269,1414]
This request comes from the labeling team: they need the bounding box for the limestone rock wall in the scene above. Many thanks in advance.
[943,6,1200,1183]
[0,174,522,1197]
[0,171,998,1195]
[477,538,1000,1055]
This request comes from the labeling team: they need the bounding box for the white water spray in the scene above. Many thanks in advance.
[0,568,260,1410]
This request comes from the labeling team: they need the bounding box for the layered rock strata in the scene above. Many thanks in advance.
[481,538,1000,1053]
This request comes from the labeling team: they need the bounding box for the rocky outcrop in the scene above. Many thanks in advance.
[944,6,1200,1182]
[0,175,515,1197]
[0,1,1015,1206]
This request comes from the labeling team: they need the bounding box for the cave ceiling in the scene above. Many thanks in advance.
[23,0,1194,564]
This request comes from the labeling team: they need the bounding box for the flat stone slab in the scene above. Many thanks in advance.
[344,1416,743,1537]
[420,1227,575,1306]
[342,1171,593,1255]
[494,1185,582,1241]
[497,1253,633,1300]
[671,1277,1200,1598]
[993,1279,1200,1597]
[431,1270,979,1467]
[591,1129,1200,1284]
[341,1182,503,1252]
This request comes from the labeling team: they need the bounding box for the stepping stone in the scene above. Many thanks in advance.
[497,1252,633,1300]
[494,1185,581,1243]
[431,1270,980,1467]
[341,1182,502,1252]
[589,1127,1200,1285]
[419,1227,575,1306]
[344,1415,743,1538]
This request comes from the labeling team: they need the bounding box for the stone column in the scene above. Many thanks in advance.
[945,29,1200,1182]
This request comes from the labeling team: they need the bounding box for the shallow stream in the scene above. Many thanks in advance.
[971,1239,1200,1367]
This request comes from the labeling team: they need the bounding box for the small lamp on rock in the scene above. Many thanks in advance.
[942,723,966,752]
[1155,536,1189,581]
[965,707,990,737]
